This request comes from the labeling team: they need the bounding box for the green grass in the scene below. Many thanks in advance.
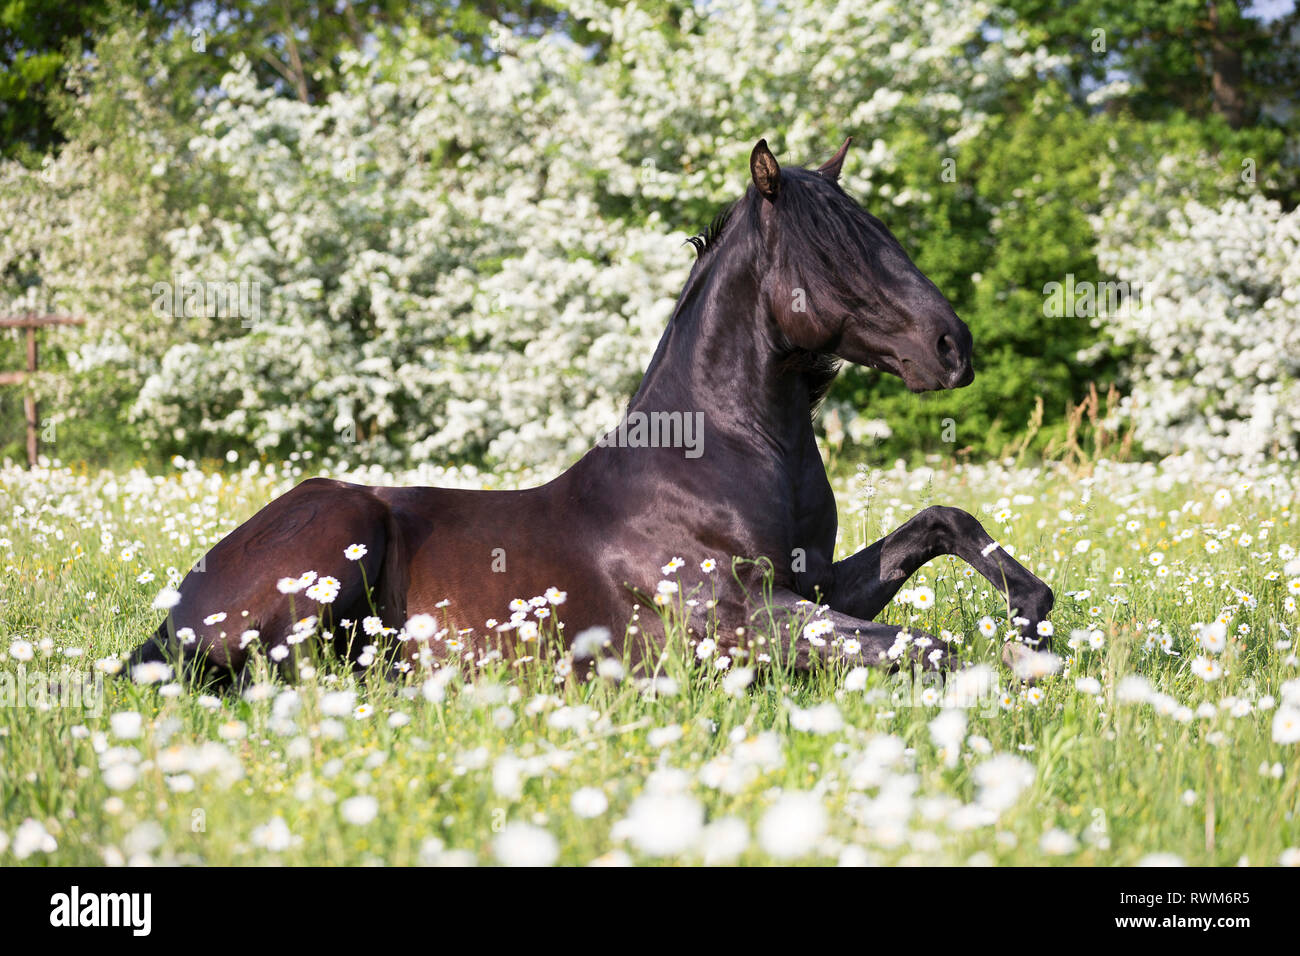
[0,454,1297,865]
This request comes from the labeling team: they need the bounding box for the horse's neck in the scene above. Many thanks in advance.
[627,251,814,455]
[574,247,833,552]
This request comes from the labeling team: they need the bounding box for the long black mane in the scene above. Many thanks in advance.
[685,202,737,258]
[681,164,903,408]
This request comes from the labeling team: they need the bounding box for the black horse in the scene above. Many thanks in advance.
[130,138,1053,681]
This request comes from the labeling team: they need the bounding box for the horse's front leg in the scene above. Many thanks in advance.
[757,588,955,671]
[826,505,1054,647]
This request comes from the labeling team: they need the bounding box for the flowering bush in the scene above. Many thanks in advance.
[1096,192,1300,461]
[0,1,1061,468]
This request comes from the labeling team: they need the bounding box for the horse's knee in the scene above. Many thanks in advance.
[915,505,976,550]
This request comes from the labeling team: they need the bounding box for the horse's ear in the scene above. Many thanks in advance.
[817,137,852,181]
[750,139,781,201]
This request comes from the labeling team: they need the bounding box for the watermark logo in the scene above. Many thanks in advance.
[0,667,104,717]
[597,411,705,459]
[889,668,1001,716]
[49,886,151,936]
[1042,273,1147,319]
[151,274,264,328]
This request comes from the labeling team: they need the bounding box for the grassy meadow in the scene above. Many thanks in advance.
[1,452,1298,866]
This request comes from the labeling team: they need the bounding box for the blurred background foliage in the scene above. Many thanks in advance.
[0,0,1297,469]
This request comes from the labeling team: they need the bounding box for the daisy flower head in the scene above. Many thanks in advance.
[152,587,182,610]
[572,627,610,660]
[1273,707,1300,745]
[1198,620,1227,654]
[132,661,173,685]
[803,617,835,646]
[494,823,559,867]
[405,613,437,642]
[305,576,341,604]
[1191,655,1223,682]
[340,795,379,826]
[571,788,609,819]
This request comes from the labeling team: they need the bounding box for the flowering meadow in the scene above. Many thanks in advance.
[1,452,1297,866]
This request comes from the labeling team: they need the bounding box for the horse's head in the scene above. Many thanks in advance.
[748,138,974,392]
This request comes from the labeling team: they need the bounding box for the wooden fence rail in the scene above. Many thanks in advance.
[0,315,87,467]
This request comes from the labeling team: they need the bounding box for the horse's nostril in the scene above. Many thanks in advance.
[937,334,961,372]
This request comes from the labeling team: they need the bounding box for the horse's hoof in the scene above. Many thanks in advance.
[1001,640,1050,685]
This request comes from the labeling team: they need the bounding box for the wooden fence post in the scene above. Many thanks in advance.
[0,315,87,467]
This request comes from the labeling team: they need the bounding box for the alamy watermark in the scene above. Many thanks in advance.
[0,667,104,717]
[49,886,151,936]
[1042,273,1149,319]
[151,274,264,328]
[597,410,705,459]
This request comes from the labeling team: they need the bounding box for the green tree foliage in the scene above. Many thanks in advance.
[0,0,572,162]
[0,0,141,159]
[1000,0,1300,130]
